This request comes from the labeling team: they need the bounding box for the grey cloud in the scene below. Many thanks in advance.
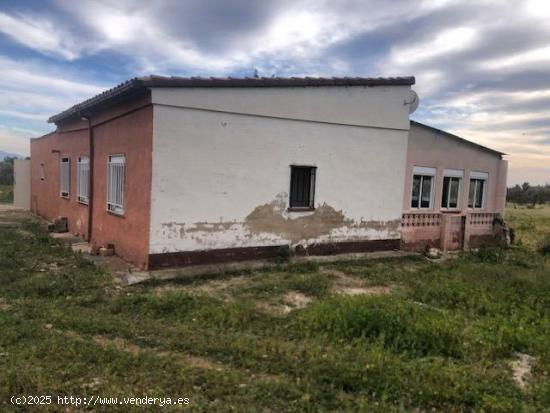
[149,0,292,52]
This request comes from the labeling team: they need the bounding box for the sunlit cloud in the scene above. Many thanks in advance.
[0,0,548,184]
[0,12,81,60]
[390,27,477,66]
[480,45,550,71]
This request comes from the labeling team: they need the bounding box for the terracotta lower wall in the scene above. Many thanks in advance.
[90,105,153,268]
[30,97,153,269]
[31,130,90,238]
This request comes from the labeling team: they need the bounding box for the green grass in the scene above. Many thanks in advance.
[506,203,550,252]
[0,213,549,412]
[0,184,13,203]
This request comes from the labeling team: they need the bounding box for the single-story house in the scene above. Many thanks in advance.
[401,121,508,251]
[30,76,507,269]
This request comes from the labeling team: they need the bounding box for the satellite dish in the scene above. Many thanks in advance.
[405,90,419,114]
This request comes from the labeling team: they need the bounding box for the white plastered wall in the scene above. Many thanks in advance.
[149,86,412,254]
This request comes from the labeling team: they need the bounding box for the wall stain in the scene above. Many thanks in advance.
[245,193,401,242]
[160,193,401,243]
[160,221,236,239]
[245,198,348,243]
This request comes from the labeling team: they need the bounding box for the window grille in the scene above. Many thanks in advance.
[289,166,316,209]
[60,157,70,198]
[77,156,90,204]
[107,155,125,215]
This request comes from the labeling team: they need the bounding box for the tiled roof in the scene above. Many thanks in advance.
[48,75,415,123]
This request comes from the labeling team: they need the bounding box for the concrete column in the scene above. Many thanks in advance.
[495,160,508,217]
[440,214,450,251]
[463,213,471,250]
[13,159,31,209]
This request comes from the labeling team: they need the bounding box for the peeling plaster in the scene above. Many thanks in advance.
[156,193,401,252]
[245,195,352,243]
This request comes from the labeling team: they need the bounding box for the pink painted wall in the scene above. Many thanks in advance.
[403,122,508,216]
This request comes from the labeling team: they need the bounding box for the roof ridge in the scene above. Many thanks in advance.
[48,75,415,123]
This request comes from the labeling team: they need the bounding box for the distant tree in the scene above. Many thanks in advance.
[507,182,550,205]
[0,156,16,185]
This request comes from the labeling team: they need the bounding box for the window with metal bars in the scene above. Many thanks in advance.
[59,157,70,198]
[107,155,125,215]
[289,166,316,209]
[77,156,90,204]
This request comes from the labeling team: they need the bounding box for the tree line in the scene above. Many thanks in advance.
[0,157,16,186]
[507,183,550,206]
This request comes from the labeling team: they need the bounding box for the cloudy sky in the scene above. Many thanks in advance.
[0,0,549,184]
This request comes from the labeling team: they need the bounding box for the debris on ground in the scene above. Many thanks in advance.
[324,269,393,296]
[256,291,313,315]
[511,352,534,389]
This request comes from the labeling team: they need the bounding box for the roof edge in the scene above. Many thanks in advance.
[48,75,415,124]
[410,120,506,157]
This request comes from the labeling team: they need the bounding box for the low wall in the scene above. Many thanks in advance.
[401,212,502,251]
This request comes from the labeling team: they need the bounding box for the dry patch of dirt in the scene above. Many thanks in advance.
[510,352,534,389]
[92,335,142,356]
[323,269,393,296]
[256,291,313,315]
[0,298,12,311]
[55,328,225,371]
[155,275,250,302]
[94,335,222,370]
[15,228,34,238]
[53,328,286,384]
[284,291,312,310]
[338,285,392,296]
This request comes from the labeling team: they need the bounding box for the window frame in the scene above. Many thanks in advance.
[59,156,70,199]
[77,156,90,205]
[410,166,436,210]
[289,165,317,210]
[441,169,463,210]
[468,171,488,210]
[107,154,126,216]
[40,163,46,181]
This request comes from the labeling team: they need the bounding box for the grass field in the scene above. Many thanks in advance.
[0,184,13,203]
[0,211,549,412]
[506,203,550,252]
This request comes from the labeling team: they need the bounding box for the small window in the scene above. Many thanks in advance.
[107,155,125,215]
[410,167,435,209]
[289,166,316,209]
[40,163,45,181]
[77,156,90,204]
[60,157,70,198]
[468,172,487,209]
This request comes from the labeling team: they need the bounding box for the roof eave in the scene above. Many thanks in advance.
[410,120,506,157]
[48,75,415,124]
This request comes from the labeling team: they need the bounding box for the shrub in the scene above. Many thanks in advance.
[538,235,550,255]
[469,246,507,263]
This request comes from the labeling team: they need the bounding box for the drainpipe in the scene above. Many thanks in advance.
[80,112,94,243]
